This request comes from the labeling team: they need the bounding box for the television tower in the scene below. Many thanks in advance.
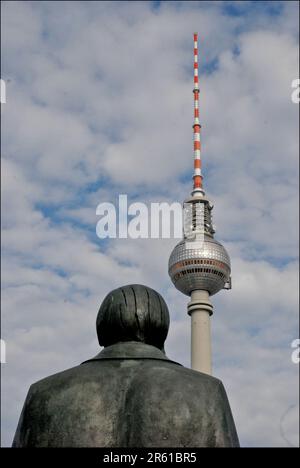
[168,33,231,375]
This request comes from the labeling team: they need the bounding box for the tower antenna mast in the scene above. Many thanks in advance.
[192,33,204,196]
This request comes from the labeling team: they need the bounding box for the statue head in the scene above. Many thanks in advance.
[96,284,170,350]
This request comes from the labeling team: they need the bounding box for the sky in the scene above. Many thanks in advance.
[1,0,299,447]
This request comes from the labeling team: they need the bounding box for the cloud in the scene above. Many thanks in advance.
[1,0,299,447]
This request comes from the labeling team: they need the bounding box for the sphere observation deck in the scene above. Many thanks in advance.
[168,196,231,296]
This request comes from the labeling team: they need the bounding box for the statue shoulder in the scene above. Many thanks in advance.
[28,363,92,400]
[138,359,223,387]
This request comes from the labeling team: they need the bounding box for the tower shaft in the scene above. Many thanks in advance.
[191,34,211,374]
[188,290,213,374]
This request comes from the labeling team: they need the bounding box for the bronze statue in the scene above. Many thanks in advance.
[13,284,239,447]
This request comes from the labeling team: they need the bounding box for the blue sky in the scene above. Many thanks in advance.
[1,1,299,447]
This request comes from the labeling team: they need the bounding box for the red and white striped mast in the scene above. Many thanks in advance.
[192,32,205,197]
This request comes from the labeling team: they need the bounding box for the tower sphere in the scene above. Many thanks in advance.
[168,236,231,296]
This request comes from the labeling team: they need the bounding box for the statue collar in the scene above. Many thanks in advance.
[81,341,182,366]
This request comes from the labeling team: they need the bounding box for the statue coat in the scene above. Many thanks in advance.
[13,342,239,447]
